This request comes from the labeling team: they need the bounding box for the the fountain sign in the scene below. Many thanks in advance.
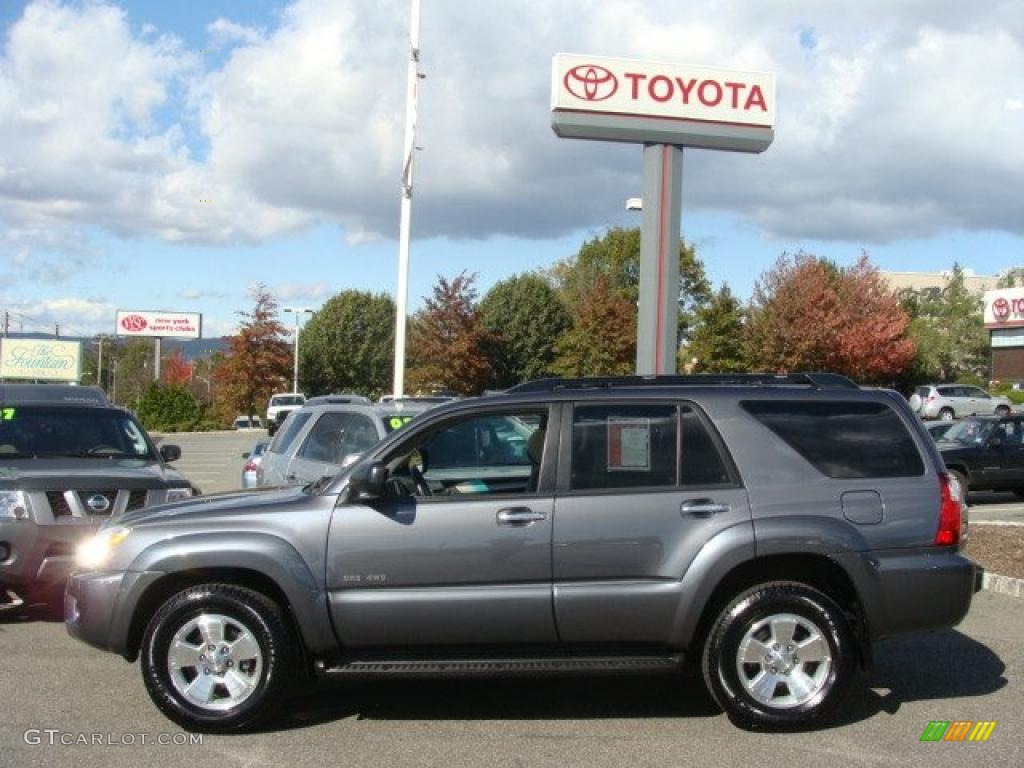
[0,338,82,382]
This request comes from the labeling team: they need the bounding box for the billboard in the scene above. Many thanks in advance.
[0,338,82,382]
[116,310,202,339]
[551,53,775,152]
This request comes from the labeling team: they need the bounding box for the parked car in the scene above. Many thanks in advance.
[232,416,263,430]
[257,399,428,487]
[909,384,1012,420]
[935,415,1024,497]
[264,393,305,425]
[66,373,975,733]
[0,384,193,610]
[926,420,959,441]
[240,441,269,489]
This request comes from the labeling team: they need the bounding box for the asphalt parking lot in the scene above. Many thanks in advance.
[153,429,267,494]
[0,591,1019,768]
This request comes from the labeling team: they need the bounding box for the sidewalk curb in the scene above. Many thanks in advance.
[981,571,1024,598]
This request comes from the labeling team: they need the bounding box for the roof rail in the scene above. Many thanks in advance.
[505,373,859,394]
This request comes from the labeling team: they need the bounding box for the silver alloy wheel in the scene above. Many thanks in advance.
[166,613,264,712]
[735,612,832,709]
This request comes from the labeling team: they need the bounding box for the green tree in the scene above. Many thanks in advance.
[136,382,202,431]
[407,272,496,395]
[686,285,747,373]
[214,285,293,422]
[551,275,636,376]
[997,267,1024,288]
[479,274,570,387]
[109,338,155,409]
[299,290,395,399]
[904,264,988,382]
[551,227,712,344]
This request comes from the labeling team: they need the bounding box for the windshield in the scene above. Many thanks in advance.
[271,395,304,407]
[938,419,994,446]
[0,405,155,460]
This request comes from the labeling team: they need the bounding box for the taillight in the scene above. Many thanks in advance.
[936,473,962,546]
[244,461,258,473]
[926,394,936,402]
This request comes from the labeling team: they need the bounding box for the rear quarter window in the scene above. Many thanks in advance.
[268,411,312,454]
[741,400,925,479]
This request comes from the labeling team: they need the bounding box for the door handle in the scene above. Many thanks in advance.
[681,499,730,518]
[286,473,298,482]
[496,507,547,525]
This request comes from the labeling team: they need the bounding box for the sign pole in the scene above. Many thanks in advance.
[636,144,683,375]
[154,337,161,382]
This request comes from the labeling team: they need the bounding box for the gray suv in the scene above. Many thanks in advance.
[1,384,193,610]
[65,374,975,733]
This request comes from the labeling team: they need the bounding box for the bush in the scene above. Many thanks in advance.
[136,383,203,432]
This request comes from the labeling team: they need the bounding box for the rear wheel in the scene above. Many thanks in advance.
[702,581,856,730]
[995,405,1011,417]
[141,583,295,732]
[939,408,955,421]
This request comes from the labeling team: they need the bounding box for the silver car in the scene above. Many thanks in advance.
[257,400,429,487]
[909,384,1013,420]
[240,441,269,489]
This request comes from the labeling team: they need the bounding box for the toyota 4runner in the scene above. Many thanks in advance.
[65,374,976,732]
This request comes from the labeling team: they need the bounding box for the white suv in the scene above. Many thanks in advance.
[265,393,305,425]
[909,384,1013,420]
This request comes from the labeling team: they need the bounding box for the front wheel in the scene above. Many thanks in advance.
[141,583,295,732]
[938,408,955,421]
[702,582,856,730]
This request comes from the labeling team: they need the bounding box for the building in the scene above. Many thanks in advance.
[880,269,1000,296]
[983,288,1024,381]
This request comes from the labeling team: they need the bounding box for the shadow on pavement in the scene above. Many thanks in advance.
[270,668,720,731]
[263,627,1006,733]
[839,628,1007,724]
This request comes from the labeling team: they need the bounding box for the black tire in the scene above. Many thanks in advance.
[948,469,969,502]
[939,408,955,421]
[141,583,295,732]
[702,581,856,730]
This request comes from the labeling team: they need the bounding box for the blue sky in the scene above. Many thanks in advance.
[2,0,1022,338]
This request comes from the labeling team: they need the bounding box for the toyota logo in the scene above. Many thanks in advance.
[564,64,618,102]
[993,297,1011,320]
[86,494,111,513]
[120,314,148,332]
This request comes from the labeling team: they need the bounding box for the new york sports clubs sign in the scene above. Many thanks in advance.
[551,53,775,152]
[115,310,202,339]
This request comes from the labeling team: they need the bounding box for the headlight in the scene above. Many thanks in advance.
[0,490,29,520]
[165,487,194,503]
[76,526,132,570]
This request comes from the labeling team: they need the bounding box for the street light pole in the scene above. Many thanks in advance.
[283,307,314,393]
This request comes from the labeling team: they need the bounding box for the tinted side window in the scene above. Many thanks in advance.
[298,412,350,463]
[571,404,677,490]
[680,407,732,487]
[268,411,311,454]
[936,386,957,397]
[742,400,925,478]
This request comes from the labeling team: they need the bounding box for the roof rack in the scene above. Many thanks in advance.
[505,373,859,394]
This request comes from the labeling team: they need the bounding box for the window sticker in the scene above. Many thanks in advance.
[1,407,15,421]
[607,417,651,471]
[389,415,414,430]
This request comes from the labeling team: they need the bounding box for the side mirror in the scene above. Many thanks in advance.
[160,444,181,463]
[348,461,387,500]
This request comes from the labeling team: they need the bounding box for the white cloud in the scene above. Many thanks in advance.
[0,295,116,336]
[1,0,1023,265]
[272,281,332,303]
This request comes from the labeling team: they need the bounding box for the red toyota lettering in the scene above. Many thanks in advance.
[675,77,697,104]
[624,72,646,99]
[648,75,673,102]
[724,81,744,108]
[745,84,767,111]
[698,80,723,107]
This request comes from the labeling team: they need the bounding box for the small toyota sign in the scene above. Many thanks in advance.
[984,289,1024,329]
[551,53,775,152]
[115,310,201,339]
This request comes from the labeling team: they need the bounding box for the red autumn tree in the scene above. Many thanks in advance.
[551,274,637,376]
[406,272,497,395]
[213,285,293,422]
[745,252,915,384]
[160,349,193,386]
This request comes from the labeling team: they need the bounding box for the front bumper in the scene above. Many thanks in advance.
[65,569,163,658]
[1,520,99,595]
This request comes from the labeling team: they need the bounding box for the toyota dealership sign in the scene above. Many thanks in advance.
[984,288,1024,329]
[115,310,201,339]
[551,53,775,152]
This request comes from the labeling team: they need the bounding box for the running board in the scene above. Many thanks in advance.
[314,654,684,679]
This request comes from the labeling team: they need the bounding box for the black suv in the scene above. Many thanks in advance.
[935,414,1024,496]
[66,374,976,732]
[1,384,194,609]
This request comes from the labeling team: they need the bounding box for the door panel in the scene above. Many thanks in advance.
[552,401,751,645]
